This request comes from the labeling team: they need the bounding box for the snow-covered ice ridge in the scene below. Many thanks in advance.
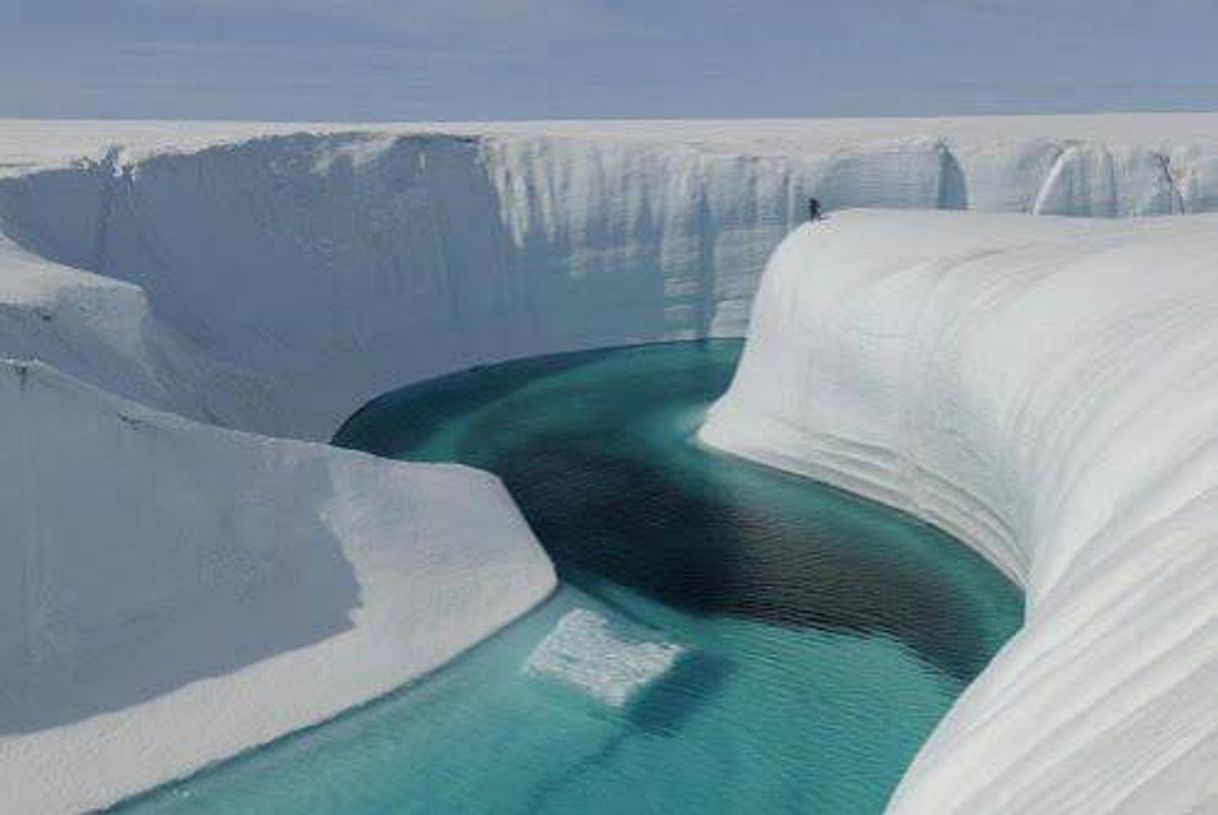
[2,115,1218,812]
[0,358,555,814]
[702,210,1218,813]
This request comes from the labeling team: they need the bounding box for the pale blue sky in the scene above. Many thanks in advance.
[3,0,1216,120]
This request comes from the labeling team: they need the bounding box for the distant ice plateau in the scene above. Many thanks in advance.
[2,115,1218,812]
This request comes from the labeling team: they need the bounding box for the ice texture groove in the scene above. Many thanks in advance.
[700,210,1218,813]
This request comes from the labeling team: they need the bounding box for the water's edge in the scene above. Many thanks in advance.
[115,340,1022,814]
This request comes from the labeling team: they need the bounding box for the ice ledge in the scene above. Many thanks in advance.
[701,210,1218,813]
[0,360,556,814]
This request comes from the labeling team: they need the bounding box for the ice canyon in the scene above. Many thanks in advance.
[2,115,1218,812]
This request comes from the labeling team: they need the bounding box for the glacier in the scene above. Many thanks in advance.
[701,210,1218,813]
[2,115,1218,812]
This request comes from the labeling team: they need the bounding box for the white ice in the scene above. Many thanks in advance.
[0,359,555,814]
[4,116,1218,439]
[701,210,1218,813]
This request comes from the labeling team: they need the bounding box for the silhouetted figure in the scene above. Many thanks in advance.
[808,197,822,222]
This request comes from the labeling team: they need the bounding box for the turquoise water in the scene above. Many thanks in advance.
[117,341,1022,815]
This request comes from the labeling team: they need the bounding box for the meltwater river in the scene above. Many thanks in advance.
[117,340,1021,814]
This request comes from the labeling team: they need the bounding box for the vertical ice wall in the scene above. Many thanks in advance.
[5,130,1217,439]
[701,211,1218,813]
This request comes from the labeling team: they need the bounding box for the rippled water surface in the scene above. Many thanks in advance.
[118,340,1022,815]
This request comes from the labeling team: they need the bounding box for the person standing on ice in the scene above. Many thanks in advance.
[808,197,822,221]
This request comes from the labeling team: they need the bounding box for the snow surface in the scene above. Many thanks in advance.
[0,359,555,814]
[701,210,1218,813]
[3,116,1218,812]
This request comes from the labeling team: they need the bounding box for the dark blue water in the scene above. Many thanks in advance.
[117,340,1021,815]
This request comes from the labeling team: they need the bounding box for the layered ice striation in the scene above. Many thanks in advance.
[525,609,685,707]
[2,117,1218,812]
[701,210,1218,813]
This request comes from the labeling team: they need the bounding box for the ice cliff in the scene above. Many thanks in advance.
[702,210,1218,813]
[5,120,1218,439]
[3,116,1218,812]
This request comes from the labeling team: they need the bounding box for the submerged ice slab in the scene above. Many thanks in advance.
[701,210,1218,813]
[525,609,684,707]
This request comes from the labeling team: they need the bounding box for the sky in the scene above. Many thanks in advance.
[2,0,1217,121]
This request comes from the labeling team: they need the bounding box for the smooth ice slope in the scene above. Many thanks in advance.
[0,234,278,428]
[4,117,1218,439]
[701,210,1218,813]
[0,359,555,814]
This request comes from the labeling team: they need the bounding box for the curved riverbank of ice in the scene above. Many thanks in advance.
[0,359,554,814]
[701,210,1218,812]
